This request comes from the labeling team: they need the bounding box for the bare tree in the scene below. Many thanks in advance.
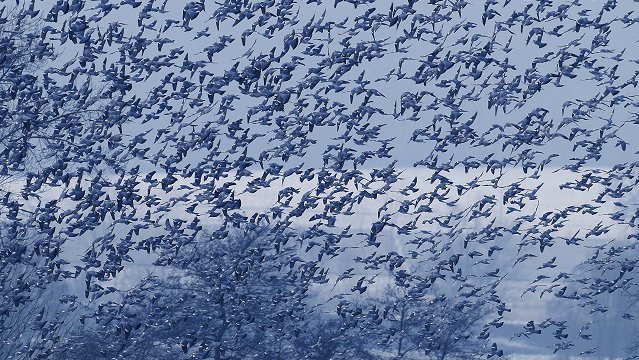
[352,283,491,360]
[289,315,380,360]
[0,5,105,358]
[57,224,319,359]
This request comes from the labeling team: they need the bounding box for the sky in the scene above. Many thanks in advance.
[7,0,639,358]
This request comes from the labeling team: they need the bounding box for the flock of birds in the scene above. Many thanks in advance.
[2,0,639,358]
